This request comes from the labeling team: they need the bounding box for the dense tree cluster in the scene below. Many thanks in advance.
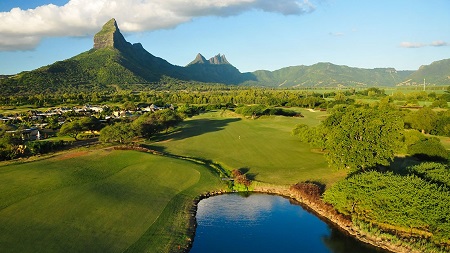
[405,107,450,136]
[323,165,450,246]
[59,117,102,140]
[0,130,70,161]
[99,109,183,144]
[234,105,301,118]
[294,104,404,172]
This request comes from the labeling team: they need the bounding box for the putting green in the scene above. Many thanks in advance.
[154,110,346,186]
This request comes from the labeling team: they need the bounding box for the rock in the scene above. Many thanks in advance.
[93,18,130,50]
[209,54,230,65]
[187,53,209,66]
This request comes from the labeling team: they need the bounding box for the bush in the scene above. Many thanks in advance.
[408,137,448,161]
[290,182,324,201]
[407,162,450,187]
[323,171,450,245]
[231,169,251,189]
[26,140,67,155]
[235,105,301,118]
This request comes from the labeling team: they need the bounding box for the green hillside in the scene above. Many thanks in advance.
[404,58,450,86]
[0,19,250,96]
[0,18,448,95]
[246,62,414,87]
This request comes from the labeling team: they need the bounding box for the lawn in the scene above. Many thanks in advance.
[0,108,355,252]
[152,109,346,186]
[0,149,224,252]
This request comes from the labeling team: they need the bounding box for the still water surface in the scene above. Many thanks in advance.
[190,193,388,253]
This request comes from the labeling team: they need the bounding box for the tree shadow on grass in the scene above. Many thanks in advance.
[344,156,421,179]
[387,156,422,175]
[155,118,241,142]
[237,167,258,181]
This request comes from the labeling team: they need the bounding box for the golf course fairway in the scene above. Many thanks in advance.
[0,149,224,252]
[0,109,348,252]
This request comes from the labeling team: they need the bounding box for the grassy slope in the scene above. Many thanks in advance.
[0,149,224,252]
[0,108,350,252]
[153,109,346,186]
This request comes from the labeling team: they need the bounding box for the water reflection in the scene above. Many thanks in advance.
[190,193,388,253]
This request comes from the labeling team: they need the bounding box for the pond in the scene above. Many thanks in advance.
[190,193,388,253]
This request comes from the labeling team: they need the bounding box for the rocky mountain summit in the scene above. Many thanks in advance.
[188,53,209,65]
[93,19,128,50]
[209,54,230,65]
[187,53,231,66]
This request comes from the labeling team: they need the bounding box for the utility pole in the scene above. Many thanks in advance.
[423,78,426,91]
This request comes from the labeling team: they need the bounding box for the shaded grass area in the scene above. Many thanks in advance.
[0,149,224,252]
[153,110,346,186]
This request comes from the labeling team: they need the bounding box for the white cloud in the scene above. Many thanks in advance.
[0,0,316,51]
[431,40,448,47]
[400,41,448,49]
[399,42,426,48]
[329,32,344,37]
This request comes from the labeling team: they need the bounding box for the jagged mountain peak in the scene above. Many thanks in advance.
[93,18,129,50]
[187,53,231,66]
[187,53,209,66]
[209,54,230,65]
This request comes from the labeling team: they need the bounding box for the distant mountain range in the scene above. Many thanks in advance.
[0,18,449,95]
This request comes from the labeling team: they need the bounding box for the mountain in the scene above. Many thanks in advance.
[399,58,450,86]
[246,63,414,87]
[0,19,251,95]
[187,53,230,66]
[188,53,209,65]
[208,54,230,65]
[186,53,255,84]
[0,18,448,95]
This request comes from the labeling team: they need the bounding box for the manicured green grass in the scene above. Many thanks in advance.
[153,110,346,186]
[0,149,224,252]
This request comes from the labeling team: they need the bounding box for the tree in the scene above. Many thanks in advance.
[58,117,101,140]
[334,92,346,102]
[59,121,82,140]
[99,122,136,143]
[408,137,448,161]
[155,109,183,132]
[122,101,136,111]
[78,116,101,133]
[430,99,448,109]
[292,124,326,151]
[432,110,450,137]
[132,112,160,137]
[405,107,437,134]
[321,105,403,172]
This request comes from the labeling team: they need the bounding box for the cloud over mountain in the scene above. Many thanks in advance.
[0,0,316,51]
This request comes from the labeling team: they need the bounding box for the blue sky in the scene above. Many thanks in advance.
[0,0,449,75]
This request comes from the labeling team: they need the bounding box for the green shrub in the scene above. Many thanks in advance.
[408,137,448,161]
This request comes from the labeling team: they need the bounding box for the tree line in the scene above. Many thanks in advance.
[1,85,449,110]
[0,108,185,161]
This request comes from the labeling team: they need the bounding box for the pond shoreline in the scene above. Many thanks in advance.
[182,185,420,253]
[252,184,422,253]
